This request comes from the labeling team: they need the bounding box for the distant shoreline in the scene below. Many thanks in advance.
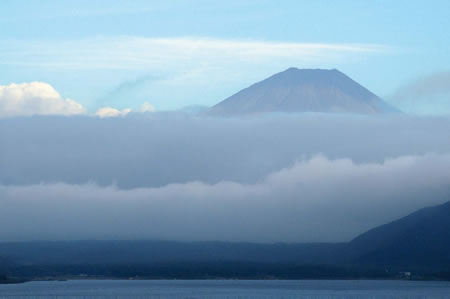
[24,275,449,282]
[0,278,28,285]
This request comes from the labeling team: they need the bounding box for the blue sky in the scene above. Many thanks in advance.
[1,0,449,112]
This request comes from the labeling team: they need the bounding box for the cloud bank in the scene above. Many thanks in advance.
[2,113,450,189]
[1,114,450,242]
[1,154,449,242]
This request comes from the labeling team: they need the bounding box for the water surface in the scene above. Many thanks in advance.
[1,279,450,299]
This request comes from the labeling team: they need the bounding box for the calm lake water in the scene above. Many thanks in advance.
[1,279,450,299]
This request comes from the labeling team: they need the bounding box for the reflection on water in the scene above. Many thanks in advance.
[1,279,450,299]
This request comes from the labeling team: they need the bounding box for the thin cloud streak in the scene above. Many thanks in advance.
[0,37,389,71]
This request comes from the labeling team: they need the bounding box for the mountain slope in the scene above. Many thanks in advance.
[208,68,397,116]
[349,200,450,268]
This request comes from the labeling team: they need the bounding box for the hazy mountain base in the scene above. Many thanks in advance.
[1,201,450,281]
[1,262,450,281]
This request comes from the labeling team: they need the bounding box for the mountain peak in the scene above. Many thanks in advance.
[208,68,398,116]
[283,67,339,72]
[275,67,343,78]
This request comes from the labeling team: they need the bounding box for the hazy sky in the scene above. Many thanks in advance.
[1,0,449,113]
[1,1,450,243]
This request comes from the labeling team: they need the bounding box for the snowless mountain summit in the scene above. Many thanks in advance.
[208,68,397,116]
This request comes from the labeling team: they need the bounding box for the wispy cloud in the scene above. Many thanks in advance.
[0,37,389,71]
[95,75,163,107]
[391,71,450,115]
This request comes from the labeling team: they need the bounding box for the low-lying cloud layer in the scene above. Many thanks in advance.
[1,154,449,242]
[2,114,450,188]
[1,113,450,242]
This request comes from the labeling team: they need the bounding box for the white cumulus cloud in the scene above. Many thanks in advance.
[95,107,132,118]
[0,82,86,117]
[0,81,156,118]
[139,102,156,112]
[95,102,155,118]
